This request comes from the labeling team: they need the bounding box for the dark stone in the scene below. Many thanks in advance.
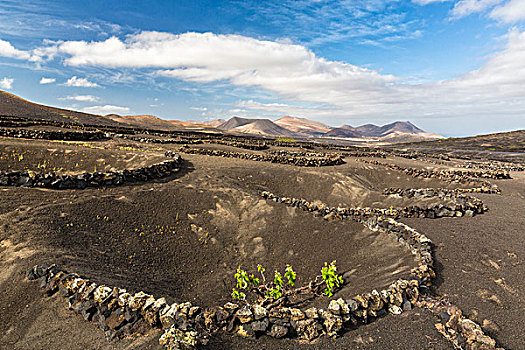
[27,266,39,280]
[104,329,117,342]
[58,286,69,297]
[215,307,230,324]
[269,324,289,338]
[38,275,48,288]
[71,301,85,314]
[81,301,97,321]
[251,318,269,332]
[105,309,127,329]
[439,311,451,323]
[92,311,109,331]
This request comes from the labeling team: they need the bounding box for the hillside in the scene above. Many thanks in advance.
[187,119,226,127]
[274,116,331,136]
[323,121,441,141]
[0,90,122,127]
[231,119,296,137]
[354,121,426,137]
[103,114,196,131]
[0,90,441,141]
[217,117,255,131]
[403,129,525,153]
[324,125,363,138]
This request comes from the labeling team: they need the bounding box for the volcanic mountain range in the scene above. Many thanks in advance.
[0,90,441,141]
[213,116,441,141]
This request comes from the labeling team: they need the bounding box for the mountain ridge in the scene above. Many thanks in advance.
[0,89,442,140]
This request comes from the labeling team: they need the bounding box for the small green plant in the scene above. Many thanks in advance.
[275,137,296,143]
[284,264,296,286]
[321,260,344,297]
[231,261,343,306]
[232,266,260,300]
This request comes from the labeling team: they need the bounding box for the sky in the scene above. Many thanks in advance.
[0,0,525,137]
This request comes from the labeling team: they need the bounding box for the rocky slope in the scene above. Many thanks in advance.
[0,90,122,127]
[274,116,332,136]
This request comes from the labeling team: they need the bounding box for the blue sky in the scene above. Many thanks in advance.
[1,0,525,136]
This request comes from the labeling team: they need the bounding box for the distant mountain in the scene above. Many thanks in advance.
[218,117,296,137]
[186,119,226,127]
[378,121,426,136]
[0,90,441,141]
[274,116,331,136]
[354,124,383,137]
[323,121,441,141]
[104,114,195,130]
[203,119,226,127]
[212,117,441,140]
[324,125,363,138]
[354,121,426,138]
[217,116,256,131]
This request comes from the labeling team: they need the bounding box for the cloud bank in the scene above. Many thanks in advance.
[37,30,525,120]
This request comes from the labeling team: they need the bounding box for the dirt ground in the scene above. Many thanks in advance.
[1,135,523,349]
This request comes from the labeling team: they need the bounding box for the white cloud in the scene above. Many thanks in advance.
[451,0,503,19]
[82,105,130,115]
[190,106,208,111]
[3,29,525,135]
[39,77,56,84]
[0,39,42,61]
[64,76,100,87]
[0,77,14,89]
[63,95,100,102]
[0,39,30,59]
[490,0,525,22]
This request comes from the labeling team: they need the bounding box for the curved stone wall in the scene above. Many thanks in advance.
[175,148,345,167]
[27,184,501,349]
[0,154,183,189]
[0,127,107,141]
[356,158,505,192]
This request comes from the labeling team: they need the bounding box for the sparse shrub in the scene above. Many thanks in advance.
[275,137,296,143]
[321,260,344,297]
[231,261,343,307]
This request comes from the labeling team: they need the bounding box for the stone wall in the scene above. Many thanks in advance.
[0,127,107,141]
[383,187,487,217]
[261,188,486,219]
[357,158,505,192]
[175,148,345,167]
[27,186,501,349]
[206,139,269,150]
[114,134,203,145]
[0,154,183,189]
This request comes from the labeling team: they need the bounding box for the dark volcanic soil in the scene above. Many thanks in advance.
[1,133,524,350]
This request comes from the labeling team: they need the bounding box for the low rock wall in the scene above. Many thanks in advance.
[419,297,502,349]
[114,134,203,145]
[0,154,183,189]
[175,148,345,167]
[357,159,505,191]
[206,139,268,150]
[261,188,486,219]
[0,127,107,141]
[383,187,487,217]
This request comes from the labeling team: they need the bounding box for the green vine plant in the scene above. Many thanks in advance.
[231,261,343,309]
